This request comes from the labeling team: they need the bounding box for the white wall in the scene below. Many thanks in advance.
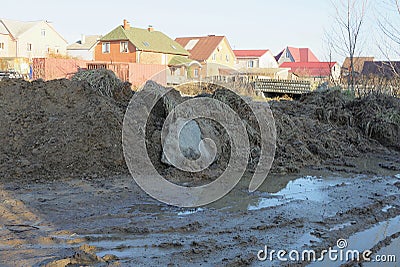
[0,34,11,57]
[16,21,67,58]
[331,63,341,81]
[67,48,95,60]
[259,51,279,68]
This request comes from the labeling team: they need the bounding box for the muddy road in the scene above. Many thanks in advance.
[0,78,399,266]
[0,166,399,266]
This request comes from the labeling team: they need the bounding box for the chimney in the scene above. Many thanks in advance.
[81,34,86,45]
[123,19,130,30]
[147,25,154,32]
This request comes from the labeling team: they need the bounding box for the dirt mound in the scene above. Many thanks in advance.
[271,89,399,173]
[0,79,398,182]
[0,78,128,181]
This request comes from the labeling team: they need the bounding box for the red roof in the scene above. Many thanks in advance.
[289,47,319,62]
[175,35,226,62]
[280,62,336,77]
[233,49,269,58]
[277,47,320,63]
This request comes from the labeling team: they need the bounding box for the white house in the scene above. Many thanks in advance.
[67,35,101,60]
[233,50,278,69]
[0,19,68,59]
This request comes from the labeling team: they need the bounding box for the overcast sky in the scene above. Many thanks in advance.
[1,0,399,62]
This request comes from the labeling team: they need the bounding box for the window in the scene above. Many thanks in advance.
[226,54,229,62]
[212,53,216,60]
[247,60,254,68]
[142,41,150,47]
[0,43,4,50]
[184,39,199,50]
[171,44,177,50]
[120,41,129,53]
[27,43,32,52]
[194,69,199,77]
[41,29,46,37]
[102,42,110,53]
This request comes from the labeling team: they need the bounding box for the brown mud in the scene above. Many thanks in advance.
[0,78,399,266]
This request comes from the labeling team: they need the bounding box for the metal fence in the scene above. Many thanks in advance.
[255,79,311,94]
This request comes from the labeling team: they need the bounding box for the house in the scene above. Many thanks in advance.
[175,35,236,77]
[275,46,320,65]
[280,61,341,82]
[0,18,68,59]
[233,50,278,69]
[342,56,374,77]
[67,35,102,60]
[361,61,400,79]
[95,20,189,65]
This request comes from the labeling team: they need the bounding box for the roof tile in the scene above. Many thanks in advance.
[175,35,225,62]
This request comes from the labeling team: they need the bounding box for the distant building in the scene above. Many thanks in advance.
[0,18,68,59]
[280,61,341,82]
[67,35,102,60]
[275,46,320,65]
[175,35,236,77]
[95,20,189,65]
[233,50,278,69]
[361,61,400,78]
[342,56,374,78]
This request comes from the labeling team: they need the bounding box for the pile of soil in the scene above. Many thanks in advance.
[0,79,398,182]
[271,90,400,173]
[0,78,129,181]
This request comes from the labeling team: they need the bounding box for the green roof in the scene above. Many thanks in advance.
[101,26,189,56]
[168,55,201,67]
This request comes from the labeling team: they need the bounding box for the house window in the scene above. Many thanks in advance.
[247,60,254,68]
[226,54,229,62]
[0,43,4,50]
[41,29,46,37]
[212,53,216,60]
[120,41,129,53]
[27,43,32,52]
[102,42,110,53]
[142,41,150,47]
[194,69,199,77]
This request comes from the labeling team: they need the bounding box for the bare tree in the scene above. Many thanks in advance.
[327,0,368,92]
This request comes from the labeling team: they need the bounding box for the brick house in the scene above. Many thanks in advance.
[95,20,189,65]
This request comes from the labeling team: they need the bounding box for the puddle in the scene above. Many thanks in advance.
[363,236,399,267]
[329,221,355,231]
[248,197,283,211]
[308,215,400,266]
[247,176,344,211]
[381,205,393,213]
[89,236,184,259]
[177,208,204,216]
[297,232,321,247]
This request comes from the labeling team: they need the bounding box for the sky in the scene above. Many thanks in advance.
[1,0,399,62]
